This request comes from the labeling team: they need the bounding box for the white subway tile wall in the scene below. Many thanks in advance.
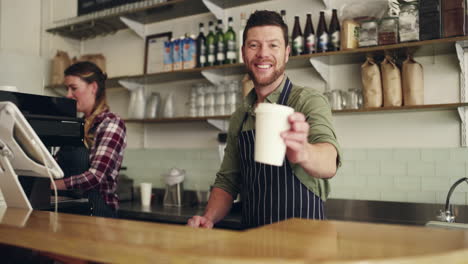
[123,148,468,205]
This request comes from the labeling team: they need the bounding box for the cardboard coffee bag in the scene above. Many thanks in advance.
[51,50,71,85]
[381,55,402,107]
[77,54,107,72]
[402,55,424,106]
[361,56,383,108]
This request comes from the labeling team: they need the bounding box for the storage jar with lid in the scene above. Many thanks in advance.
[399,3,419,42]
[378,17,398,45]
[359,20,378,47]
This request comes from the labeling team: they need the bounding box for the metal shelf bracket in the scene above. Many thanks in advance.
[456,41,468,146]
[202,0,225,20]
[118,80,144,91]
[309,56,330,90]
[120,17,145,39]
[201,69,224,85]
[207,119,228,131]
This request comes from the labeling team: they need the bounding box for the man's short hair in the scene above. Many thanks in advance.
[242,10,289,47]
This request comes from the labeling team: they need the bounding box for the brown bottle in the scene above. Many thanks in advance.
[291,16,303,56]
[304,13,315,54]
[329,9,341,51]
[316,11,329,52]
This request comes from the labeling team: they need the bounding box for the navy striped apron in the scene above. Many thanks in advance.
[239,78,324,228]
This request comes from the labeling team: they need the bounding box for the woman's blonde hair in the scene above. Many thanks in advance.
[64,61,109,148]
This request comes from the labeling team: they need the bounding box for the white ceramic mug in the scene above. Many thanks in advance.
[140,182,152,207]
[254,103,294,166]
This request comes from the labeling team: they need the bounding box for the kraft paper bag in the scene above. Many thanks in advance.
[51,50,71,85]
[381,55,402,107]
[402,55,424,106]
[361,56,383,108]
[77,54,107,72]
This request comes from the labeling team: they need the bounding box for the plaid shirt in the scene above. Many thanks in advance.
[63,110,127,210]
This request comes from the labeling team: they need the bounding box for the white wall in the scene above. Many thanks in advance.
[0,0,51,94]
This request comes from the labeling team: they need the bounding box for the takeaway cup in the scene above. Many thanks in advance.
[140,182,152,207]
[254,103,294,166]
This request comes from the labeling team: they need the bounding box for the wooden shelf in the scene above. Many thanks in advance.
[44,35,468,90]
[125,115,229,123]
[46,0,269,40]
[333,103,468,114]
[123,103,468,123]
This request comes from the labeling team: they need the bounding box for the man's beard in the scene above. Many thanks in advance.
[247,63,286,87]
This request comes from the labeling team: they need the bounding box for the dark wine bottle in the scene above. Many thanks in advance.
[291,16,303,56]
[304,13,315,54]
[215,19,225,65]
[329,9,341,51]
[224,17,236,64]
[206,21,216,67]
[316,11,329,53]
[196,23,207,68]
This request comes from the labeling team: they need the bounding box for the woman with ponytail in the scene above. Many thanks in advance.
[53,61,127,218]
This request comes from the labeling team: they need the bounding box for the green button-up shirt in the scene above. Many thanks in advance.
[213,76,341,201]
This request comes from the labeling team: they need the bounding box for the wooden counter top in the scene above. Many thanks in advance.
[1,207,468,263]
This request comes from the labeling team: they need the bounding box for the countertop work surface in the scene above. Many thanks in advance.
[1,208,468,263]
[118,201,243,229]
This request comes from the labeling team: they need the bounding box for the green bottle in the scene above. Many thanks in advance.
[206,21,216,67]
[224,17,237,64]
[215,19,225,65]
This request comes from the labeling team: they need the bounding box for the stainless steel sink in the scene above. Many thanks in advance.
[426,221,468,230]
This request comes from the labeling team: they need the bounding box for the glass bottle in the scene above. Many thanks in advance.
[304,13,315,54]
[316,11,329,53]
[281,10,291,45]
[280,9,287,24]
[206,21,216,67]
[291,16,303,56]
[238,12,246,63]
[215,19,225,65]
[328,9,341,51]
[224,17,237,64]
[196,23,207,68]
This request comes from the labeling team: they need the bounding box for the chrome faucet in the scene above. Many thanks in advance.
[438,177,468,223]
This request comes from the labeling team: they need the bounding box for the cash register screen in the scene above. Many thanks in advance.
[14,123,45,166]
[0,102,63,179]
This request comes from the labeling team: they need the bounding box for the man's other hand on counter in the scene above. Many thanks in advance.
[187,215,214,228]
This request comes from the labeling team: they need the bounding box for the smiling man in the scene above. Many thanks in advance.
[188,10,341,229]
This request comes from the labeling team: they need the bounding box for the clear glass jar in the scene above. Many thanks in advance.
[399,3,419,42]
[215,82,226,116]
[204,85,215,116]
[359,19,378,47]
[189,84,199,117]
[226,80,239,114]
[378,17,398,45]
[196,84,205,117]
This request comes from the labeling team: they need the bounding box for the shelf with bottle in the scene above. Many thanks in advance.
[122,102,468,124]
[44,34,468,92]
[46,0,269,40]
